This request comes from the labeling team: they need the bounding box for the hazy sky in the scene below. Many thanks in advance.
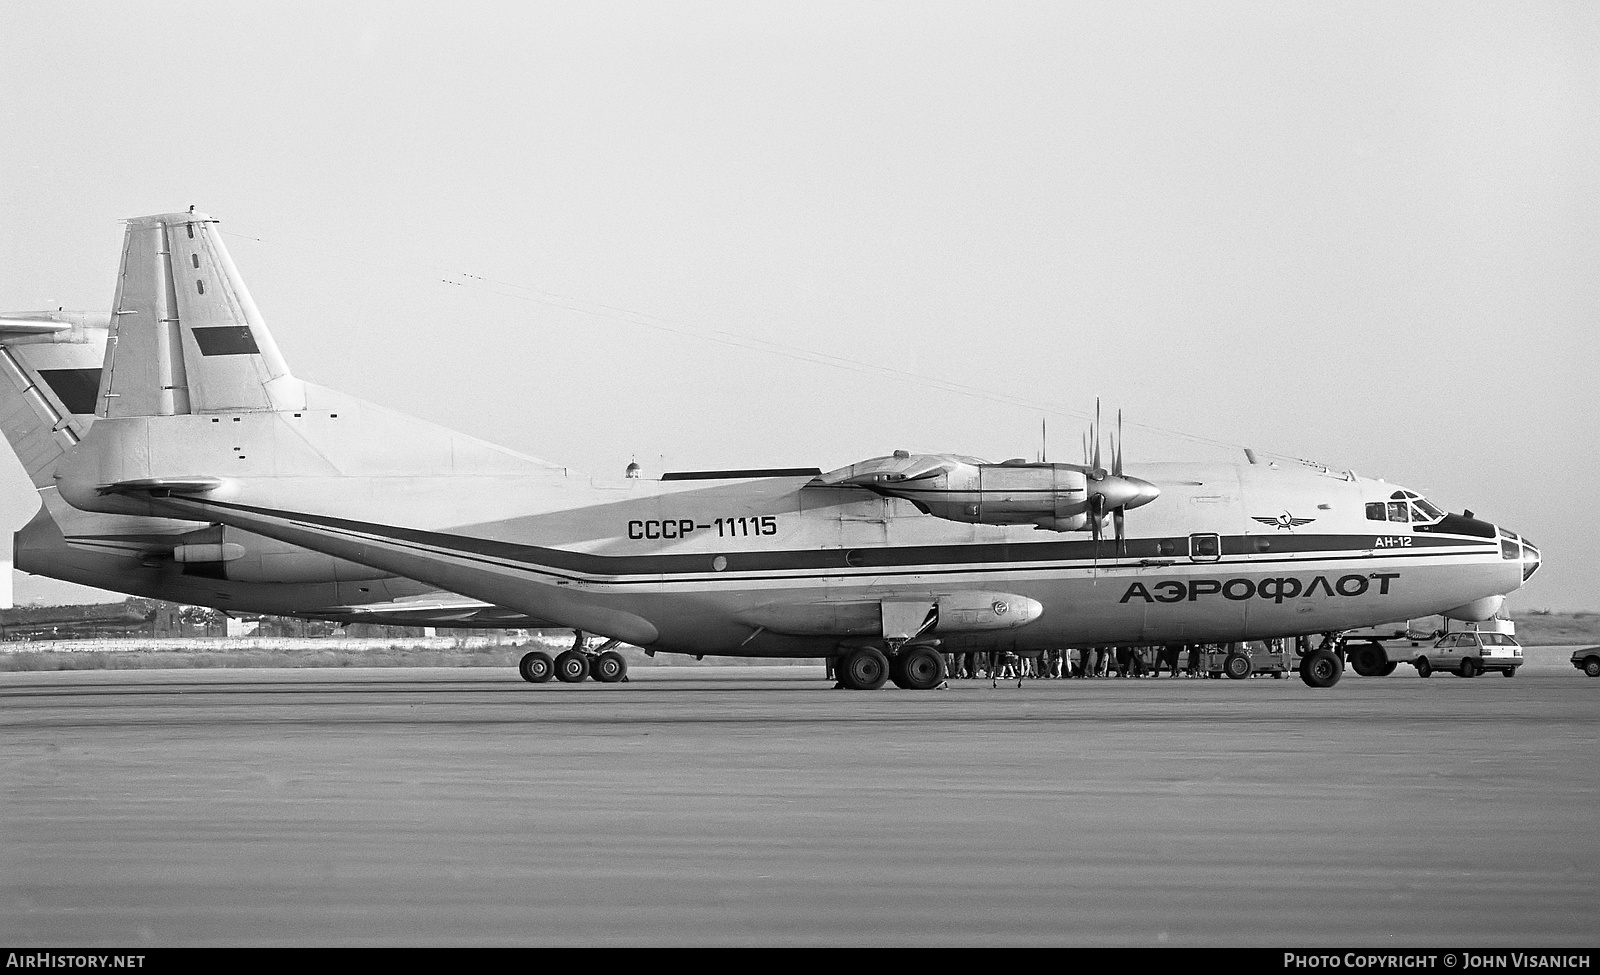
[2,1,1595,610]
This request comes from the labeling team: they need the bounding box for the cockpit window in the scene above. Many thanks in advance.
[1388,501,1410,522]
[1413,498,1444,521]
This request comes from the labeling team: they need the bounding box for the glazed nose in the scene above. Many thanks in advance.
[1500,527,1541,582]
[1520,537,1541,581]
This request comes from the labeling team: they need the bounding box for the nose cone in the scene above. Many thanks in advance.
[1000,596,1045,628]
[1092,475,1161,512]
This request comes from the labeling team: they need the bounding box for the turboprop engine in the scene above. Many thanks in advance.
[813,451,1159,533]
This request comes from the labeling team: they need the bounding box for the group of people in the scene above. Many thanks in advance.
[944,645,1209,681]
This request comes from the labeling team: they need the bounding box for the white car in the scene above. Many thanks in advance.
[1413,631,1523,678]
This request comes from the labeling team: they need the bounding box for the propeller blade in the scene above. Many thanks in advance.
[1114,409,1124,477]
[1093,398,1102,472]
[1114,506,1126,556]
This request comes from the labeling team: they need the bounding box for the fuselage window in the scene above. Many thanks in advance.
[1366,502,1386,521]
[191,254,199,269]
[1189,533,1221,561]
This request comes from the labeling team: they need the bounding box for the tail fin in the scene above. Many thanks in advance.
[100,211,304,417]
[58,209,558,509]
[0,313,109,486]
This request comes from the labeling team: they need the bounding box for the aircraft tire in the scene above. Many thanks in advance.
[1380,661,1398,677]
[1299,649,1342,688]
[555,650,590,683]
[1460,658,1478,679]
[518,650,555,683]
[1223,651,1252,680]
[1350,643,1386,677]
[592,650,627,683]
[893,646,945,690]
[1415,657,1432,678]
[831,656,856,689]
[840,647,889,690]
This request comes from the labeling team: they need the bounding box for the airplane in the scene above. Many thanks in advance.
[0,308,565,636]
[45,210,1542,689]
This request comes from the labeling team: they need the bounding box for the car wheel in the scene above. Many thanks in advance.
[1415,657,1431,678]
[1224,651,1252,680]
[1460,658,1478,679]
[1351,643,1385,677]
[1501,668,1516,677]
[1585,658,1600,678]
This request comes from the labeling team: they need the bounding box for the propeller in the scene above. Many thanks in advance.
[1082,401,1158,556]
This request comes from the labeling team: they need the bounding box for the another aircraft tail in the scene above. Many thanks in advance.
[0,312,109,487]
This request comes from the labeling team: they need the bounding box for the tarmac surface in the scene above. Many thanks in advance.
[2,649,1597,947]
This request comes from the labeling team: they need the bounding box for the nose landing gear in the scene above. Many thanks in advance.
[1298,632,1345,688]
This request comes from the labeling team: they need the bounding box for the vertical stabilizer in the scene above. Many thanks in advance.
[100,211,304,417]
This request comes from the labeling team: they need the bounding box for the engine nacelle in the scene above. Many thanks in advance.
[815,452,1157,532]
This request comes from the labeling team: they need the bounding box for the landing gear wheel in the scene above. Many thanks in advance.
[891,646,946,690]
[1224,651,1253,680]
[1415,657,1432,678]
[1350,643,1386,677]
[592,650,628,683]
[1459,658,1478,679]
[1380,661,1398,677]
[1299,649,1342,688]
[839,647,890,690]
[518,650,554,683]
[555,650,590,683]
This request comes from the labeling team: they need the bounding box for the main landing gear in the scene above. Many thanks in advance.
[519,631,629,684]
[833,643,946,690]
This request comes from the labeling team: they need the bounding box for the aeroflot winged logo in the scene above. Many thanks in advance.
[1252,512,1316,531]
